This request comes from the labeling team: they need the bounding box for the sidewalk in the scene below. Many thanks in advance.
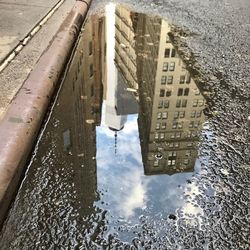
[0,0,75,119]
[0,0,63,62]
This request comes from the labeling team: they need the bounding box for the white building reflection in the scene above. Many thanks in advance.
[103,4,138,135]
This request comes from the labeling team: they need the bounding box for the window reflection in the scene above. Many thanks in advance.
[131,12,206,175]
[101,5,207,176]
[65,4,207,188]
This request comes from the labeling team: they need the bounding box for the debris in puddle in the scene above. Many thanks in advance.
[86,119,95,124]
[220,169,229,176]
[168,214,177,220]
[126,88,137,93]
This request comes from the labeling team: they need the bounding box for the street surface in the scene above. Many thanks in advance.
[0,0,249,249]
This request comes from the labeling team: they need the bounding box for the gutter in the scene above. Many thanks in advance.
[0,0,92,227]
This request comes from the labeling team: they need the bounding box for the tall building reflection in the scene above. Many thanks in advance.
[55,15,104,214]
[114,6,138,91]
[59,5,207,203]
[134,13,206,175]
[103,4,138,142]
[50,5,206,239]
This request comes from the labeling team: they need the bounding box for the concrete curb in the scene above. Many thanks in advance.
[0,0,92,227]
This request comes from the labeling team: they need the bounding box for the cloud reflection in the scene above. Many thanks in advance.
[96,114,202,222]
[115,169,148,218]
[97,115,150,219]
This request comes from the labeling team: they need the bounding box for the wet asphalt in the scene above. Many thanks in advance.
[0,0,249,249]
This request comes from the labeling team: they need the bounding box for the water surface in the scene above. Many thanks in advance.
[0,4,221,249]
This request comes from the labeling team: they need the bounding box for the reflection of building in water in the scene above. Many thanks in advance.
[104,3,127,131]
[104,4,138,133]
[54,15,103,213]
[114,6,138,90]
[136,15,206,175]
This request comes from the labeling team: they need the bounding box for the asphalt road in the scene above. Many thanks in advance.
[0,0,249,249]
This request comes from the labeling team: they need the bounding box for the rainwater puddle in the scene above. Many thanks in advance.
[1,4,220,249]
[82,5,208,244]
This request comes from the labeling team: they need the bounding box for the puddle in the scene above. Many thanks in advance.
[0,4,237,249]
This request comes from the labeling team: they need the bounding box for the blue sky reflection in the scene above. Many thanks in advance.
[96,114,197,222]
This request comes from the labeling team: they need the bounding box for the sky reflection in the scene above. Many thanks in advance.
[96,112,198,222]
[92,2,207,236]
